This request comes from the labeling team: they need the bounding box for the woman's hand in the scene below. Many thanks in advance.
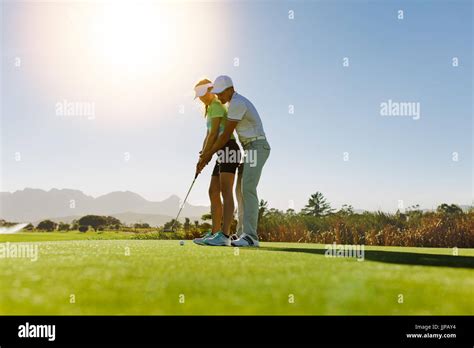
[195,160,202,177]
[197,151,212,174]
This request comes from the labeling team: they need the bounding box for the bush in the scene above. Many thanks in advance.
[58,222,70,231]
[133,230,185,240]
[37,220,57,232]
[78,215,107,231]
[257,206,474,248]
[78,225,88,233]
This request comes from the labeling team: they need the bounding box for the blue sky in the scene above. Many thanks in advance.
[1,0,472,212]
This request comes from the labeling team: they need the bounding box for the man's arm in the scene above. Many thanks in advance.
[208,120,238,156]
[197,120,238,174]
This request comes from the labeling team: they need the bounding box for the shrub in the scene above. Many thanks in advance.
[58,222,70,231]
[257,206,473,248]
[24,223,34,231]
[77,215,107,231]
[37,220,57,232]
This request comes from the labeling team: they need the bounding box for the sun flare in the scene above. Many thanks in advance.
[93,2,171,73]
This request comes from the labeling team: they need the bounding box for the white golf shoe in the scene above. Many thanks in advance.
[231,233,259,247]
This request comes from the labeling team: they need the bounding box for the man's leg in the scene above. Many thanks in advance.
[241,140,270,241]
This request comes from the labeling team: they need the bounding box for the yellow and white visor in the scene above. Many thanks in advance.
[194,83,213,99]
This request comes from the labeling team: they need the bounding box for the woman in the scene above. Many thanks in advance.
[192,78,240,246]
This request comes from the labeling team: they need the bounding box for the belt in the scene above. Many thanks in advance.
[241,135,266,147]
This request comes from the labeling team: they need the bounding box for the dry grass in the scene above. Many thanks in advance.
[258,210,474,247]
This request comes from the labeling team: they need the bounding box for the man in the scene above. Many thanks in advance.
[197,75,270,247]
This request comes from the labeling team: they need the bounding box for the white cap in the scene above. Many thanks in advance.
[211,75,233,94]
[194,82,213,99]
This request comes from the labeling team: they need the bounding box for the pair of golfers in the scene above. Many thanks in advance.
[193,76,270,247]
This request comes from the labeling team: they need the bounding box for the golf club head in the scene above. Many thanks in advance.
[163,227,174,233]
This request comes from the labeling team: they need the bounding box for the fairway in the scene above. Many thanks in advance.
[0,233,473,315]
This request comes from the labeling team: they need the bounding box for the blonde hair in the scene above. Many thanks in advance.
[195,78,213,117]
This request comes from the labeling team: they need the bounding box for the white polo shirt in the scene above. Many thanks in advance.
[227,92,266,144]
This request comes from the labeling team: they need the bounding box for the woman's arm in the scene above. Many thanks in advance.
[207,120,237,156]
[200,130,209,154]
[197,120,238,174]
[196,117,222,176]
[202,117,222,155]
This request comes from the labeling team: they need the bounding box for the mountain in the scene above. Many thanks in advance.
[0,188,209,224]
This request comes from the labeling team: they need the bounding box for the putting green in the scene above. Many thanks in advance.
[0,234,473,315]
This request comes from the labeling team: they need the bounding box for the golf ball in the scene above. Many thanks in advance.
[180,240,184,246]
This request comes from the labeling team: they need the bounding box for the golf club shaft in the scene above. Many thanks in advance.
[170,173,198,230]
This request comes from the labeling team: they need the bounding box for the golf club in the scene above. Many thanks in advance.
[163,172,199,232]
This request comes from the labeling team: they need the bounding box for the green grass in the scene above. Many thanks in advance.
[0,232,473,315]
[0,231,136,242]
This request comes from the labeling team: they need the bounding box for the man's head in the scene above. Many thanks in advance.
[211,75,235,104]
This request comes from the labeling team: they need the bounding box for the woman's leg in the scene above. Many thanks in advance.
[219,172,236,236]
[209,175,222,233]
[235,166,244,236]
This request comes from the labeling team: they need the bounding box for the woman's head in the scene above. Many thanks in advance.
[194,78,214,105]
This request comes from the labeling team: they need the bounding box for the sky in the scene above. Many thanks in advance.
[1,0,472,212]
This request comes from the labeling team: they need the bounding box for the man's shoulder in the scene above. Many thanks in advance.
[232,92,247,102]
[230,92,250,107]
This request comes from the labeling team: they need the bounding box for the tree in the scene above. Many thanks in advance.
[258,200,269,221]
[163,219,182,231]
[0,220,17,227]
[24,223,34,230]
[194,220,199,228]
[201,213,212,221]
[78,225,88,233]
[134,223,150,229]
[338,204,354,215]
[104,216,122,226]
[437,204,463,215]
[37,220,57,232]
[407,204,421,213]
[77,215,107,231]
[70,220,79,230]
[302,192,333,217]
[58,222,70,231]
[199,222,212,232]
[184,218,191,232]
